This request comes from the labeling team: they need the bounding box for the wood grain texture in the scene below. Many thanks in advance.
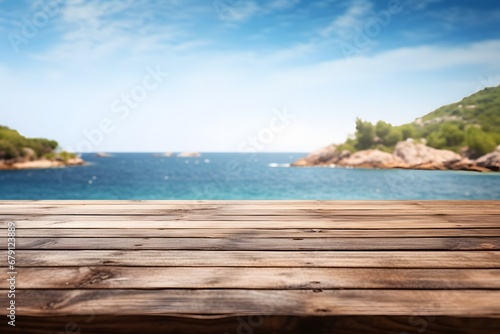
[1,200,499,333]
[0,199,498,207]
[3,316,500,334]
[3,236,500,250]
[2,289,500,316]
[2,208,500,216]
[4,216,500,228]
[4,267,500,289]
[14,250,500,268]
[3,227,500,238]
[1,200,498,215]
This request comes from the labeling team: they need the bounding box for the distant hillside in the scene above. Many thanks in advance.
[338,86,500,158]
[420,86,500,132]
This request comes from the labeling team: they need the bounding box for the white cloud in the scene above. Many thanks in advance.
[311,0,336,9]
[267,0,301,11]
[0,4,23,33]
[409,0,443,10]
[320,0,372,39]
[2,1,500,152]
[3,38,500,151]
[32,0,209,62]
[215,0,300,22]
[428,6,500,30]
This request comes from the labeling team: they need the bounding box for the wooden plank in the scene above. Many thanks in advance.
[0,200,425,207]
[0,204,420,213]
[0,199,497,207]
[0,199,498,332]
[3,214,470,221]
[4,267,500,290]
[0,200,498,215]
[14,250,500,268]
[4,237,500,251]
[6,228,500,238]
[1,205,499,215]
[4,289,500,316]
[9,315,500,334]
[3,210,499,221]
[5,217,499,228]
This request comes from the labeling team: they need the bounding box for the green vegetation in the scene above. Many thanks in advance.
[338,86,500,158]
[0,125,76,161]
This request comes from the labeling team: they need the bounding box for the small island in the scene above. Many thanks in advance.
[292,86,500,172]
[0,125,84,170]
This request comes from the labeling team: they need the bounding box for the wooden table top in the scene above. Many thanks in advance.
[1,200,499,333]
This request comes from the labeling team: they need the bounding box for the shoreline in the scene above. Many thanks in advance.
[0,157,86,171]
[291,161,493,173]
[290,164,500,174]
[291,142,500,173]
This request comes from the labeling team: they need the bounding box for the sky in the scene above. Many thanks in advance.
[0,0,499,152]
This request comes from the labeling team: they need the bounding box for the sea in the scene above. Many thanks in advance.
[0,153,499,200]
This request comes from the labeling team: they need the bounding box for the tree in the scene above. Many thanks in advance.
[427,132,446,149]
[465,126,496,158]
[0,140,19,160]
[375,121,392,140]
[354,118,375,150]
[439,123,464,147]
[385,127,403,146]
[399,124,417,140]
[0,125,61,161]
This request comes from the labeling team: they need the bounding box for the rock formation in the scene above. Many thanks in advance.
[393,141,461,166]
[0,156,85,170]
[291,141,499,172]
[178,152,201,157]
[96,152,112,158]
[475,145,500,171]
[291,145,350,166]
[338,149,404,168]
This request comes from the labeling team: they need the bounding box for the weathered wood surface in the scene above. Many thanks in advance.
[1,200,499,334]
[3,236,500,250]
[4,227,500,238]
[9,250,500,267]
[12,316,500,334]
[8,267,500,289]
[4,289,500,316]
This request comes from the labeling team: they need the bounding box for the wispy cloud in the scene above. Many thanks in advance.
[428,6,500,30]
[31,0,209,62]
[320,0,372,39]
[409,0,443,10]
[0,4,24,33]
[214,0,300,22]
[1,0,500,152]
[311,0,336,9]
[267,0,301,11]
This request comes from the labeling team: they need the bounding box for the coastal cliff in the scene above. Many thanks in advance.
[292,86,500,172]
[292,142,499,172]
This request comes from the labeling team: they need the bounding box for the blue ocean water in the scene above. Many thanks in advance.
[0,153,499,200]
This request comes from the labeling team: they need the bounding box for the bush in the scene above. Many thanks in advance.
[440,123,464,146]
[399,124,417,140]
[0,125,60,161]
[385,128,403,146]
[0,140,20,160]
[465,126,497,158]
[58,151,77,162]
[375,121,392,139]
[355,118,375,150]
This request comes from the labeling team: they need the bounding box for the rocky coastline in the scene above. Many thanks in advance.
[0,156,86,170]
[291,141,500,172]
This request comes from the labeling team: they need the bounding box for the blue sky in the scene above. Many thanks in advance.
[1,0,500,152]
